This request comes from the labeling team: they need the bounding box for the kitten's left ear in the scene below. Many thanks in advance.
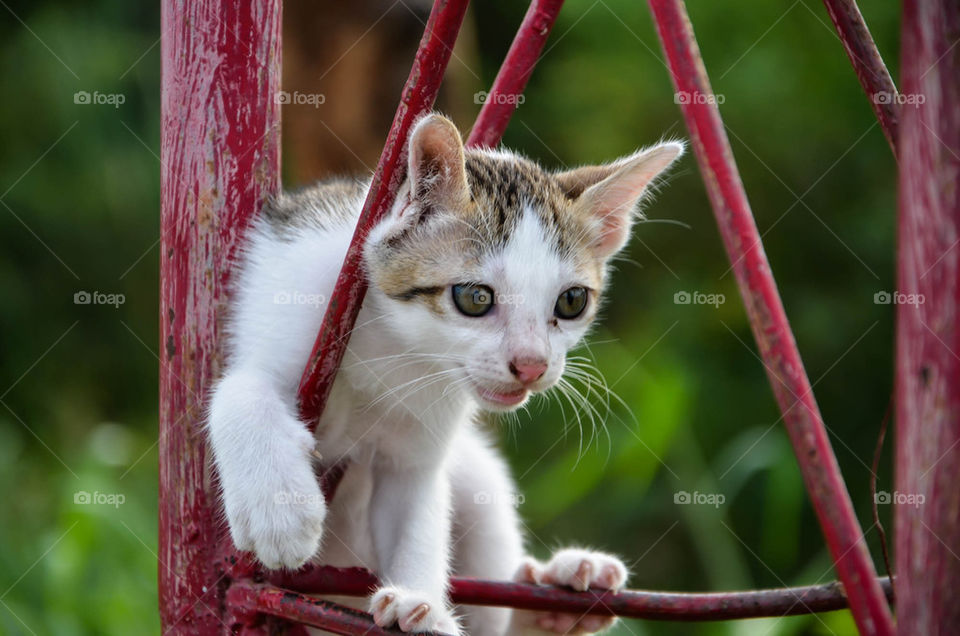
[557,142,684,258]
[406,113,469,209]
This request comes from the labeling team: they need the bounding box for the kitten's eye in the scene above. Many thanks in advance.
[555,286,588,319]
[452,284,494,317]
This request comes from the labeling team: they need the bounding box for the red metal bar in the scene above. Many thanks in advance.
[297,0,471,427]
[821,0,900,155]
[646,2,894,634]
[465,0,565,149]
[228,582,431,636]
[160,0,281,633]
[270,565,893,621]
[895,0,960,632]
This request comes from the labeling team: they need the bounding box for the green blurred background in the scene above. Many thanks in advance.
[0,1,900,634]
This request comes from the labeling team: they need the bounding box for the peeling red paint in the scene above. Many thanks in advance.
[229,583,411,635]
[895,1,960,633]
[160,0,281,633]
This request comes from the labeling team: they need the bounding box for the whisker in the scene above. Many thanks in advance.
[634,217,692,230]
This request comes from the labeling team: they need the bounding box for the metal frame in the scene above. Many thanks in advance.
[160,0,954,633]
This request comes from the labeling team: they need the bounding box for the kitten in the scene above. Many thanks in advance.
[208,113,682,635]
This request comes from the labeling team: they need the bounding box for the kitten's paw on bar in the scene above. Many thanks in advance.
[510,549,627,634]
[370,586,460,635]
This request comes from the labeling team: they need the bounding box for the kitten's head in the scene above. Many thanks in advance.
[365,114,682,412]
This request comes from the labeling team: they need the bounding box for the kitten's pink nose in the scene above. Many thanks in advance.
[509,358,548,385]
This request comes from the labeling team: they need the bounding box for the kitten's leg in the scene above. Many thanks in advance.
[448,427,627,635]
[368,463,460,635]
[508,548,628,635]
[208,367,326,569]
[448,427,524,636]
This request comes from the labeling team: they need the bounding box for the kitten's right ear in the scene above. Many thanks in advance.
[557,142,683,258]
[405,113,469,210]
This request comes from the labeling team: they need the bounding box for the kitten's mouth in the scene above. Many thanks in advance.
[473,384,529,409]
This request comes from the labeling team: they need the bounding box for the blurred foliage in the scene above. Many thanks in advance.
[0,0,900,634]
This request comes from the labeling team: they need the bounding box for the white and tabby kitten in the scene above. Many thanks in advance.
[208,114,682,635]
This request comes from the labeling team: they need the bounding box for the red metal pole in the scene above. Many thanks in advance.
[895,0,960,632]
[820,0,900,155]
[646,2,894,634]
[465,0,565,149]
[269,565,894,621]
[297,0,471,428]
[160,0,281,633]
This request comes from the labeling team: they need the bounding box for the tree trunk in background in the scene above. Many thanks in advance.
[281,0,478,184]
[895,0,960,633]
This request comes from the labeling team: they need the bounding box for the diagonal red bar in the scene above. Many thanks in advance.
[821,0,900,155]
[465,0,565,149]
[646,1,894,634]
[297,0,471,428]
[227,582,439,635]
[297,0,562,429]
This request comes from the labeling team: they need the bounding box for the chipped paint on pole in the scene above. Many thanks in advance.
[159,0,281,632]
[895,0,960,632]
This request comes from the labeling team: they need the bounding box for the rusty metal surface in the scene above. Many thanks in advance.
[228,582,442,635]
[160,0,282,633]
[895,0,960,632]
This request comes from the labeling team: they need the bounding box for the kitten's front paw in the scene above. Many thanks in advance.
[511,549,628,634]
[222,430,326,569]
[242,486,325,570]
[370,586,460,635]
[539,548,627,592]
